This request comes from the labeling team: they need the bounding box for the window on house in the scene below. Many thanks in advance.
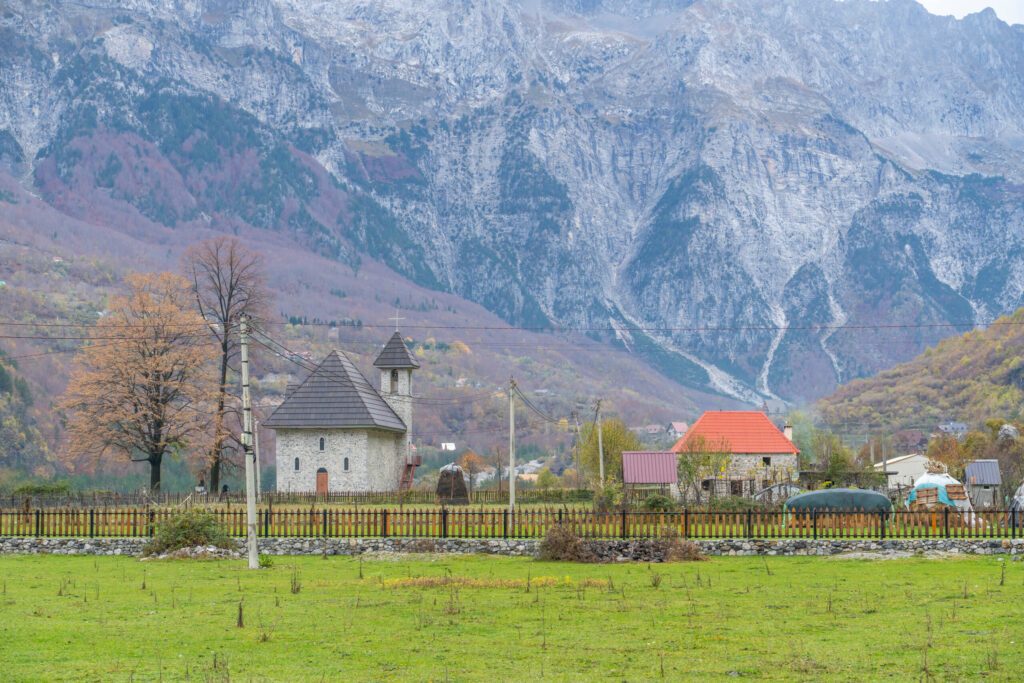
[701,479,711,492]
[730,480,743,496]
[319,437,325,451]
[390,369,399,394]
[762,456,772,467]
[344,457,350,471]
[294,457,300,471]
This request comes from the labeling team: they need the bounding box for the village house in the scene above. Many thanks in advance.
[871,452,930,490]
[672,411,799,498]
[264,332,420,493]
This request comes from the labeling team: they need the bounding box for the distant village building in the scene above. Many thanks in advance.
[667,422,689,439]
[264,332,420,493]
[965,460,1001,509]
[936,421,968,440]
[672,411,799,498]
[872,452,929,490]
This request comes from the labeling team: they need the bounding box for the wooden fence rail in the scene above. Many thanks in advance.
[0,508,1020,540]
[0,489,594,509]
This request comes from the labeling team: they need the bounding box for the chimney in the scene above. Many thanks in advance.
[285,383,298,399]
[783,422,793,442]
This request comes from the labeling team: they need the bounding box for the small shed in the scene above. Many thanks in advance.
[965,460,1001,509]
[622,451,678,498]
[436,463,469,505]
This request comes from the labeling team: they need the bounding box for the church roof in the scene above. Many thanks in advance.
[262,350,406,432]
[373,331,420,369]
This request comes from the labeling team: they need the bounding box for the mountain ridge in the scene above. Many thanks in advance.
[1,0,1023,404]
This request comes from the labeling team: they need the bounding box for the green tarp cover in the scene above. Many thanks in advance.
[784,488,893,513]
[905,483,954,508]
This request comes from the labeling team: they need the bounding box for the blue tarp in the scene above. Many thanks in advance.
[906,483,955,508]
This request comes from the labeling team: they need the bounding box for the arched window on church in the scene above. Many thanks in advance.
[390,369,399,395]
[319,436,325,451]
[344,457,350,472]
[294,457,300,471]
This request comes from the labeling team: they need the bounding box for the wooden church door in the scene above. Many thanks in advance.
[316,468,329,494]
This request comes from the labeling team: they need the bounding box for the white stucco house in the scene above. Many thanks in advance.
[264,331,420,493]
[872,452,930,490]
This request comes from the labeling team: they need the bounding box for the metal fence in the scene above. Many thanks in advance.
[1,508,1021,540]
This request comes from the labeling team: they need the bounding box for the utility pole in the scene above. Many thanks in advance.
[572,410,582,490]
[239,315,259,569]
[508,377,516,511]
[254,420,262,504]
[881,439,889,495]
[595,399,605,484]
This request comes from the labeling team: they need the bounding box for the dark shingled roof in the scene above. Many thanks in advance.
[262,350,406,432]
[373,331,420,369]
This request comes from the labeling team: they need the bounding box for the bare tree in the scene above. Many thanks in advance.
[183,237,269,492]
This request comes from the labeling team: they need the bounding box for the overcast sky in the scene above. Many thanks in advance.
[916,0,1024,25]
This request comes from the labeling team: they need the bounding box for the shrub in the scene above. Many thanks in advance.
[538,524,595,563]
[12,481,72,496]
[258,554,274,569]
[654,529,707,562]
[706,496,767,512]
[143,509,235,556]
[641,494,676,512]
[592,481,623,512]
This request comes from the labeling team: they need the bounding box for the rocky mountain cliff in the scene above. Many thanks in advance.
[2,0,1023,403]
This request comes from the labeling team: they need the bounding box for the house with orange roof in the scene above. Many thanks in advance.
[672,411,800,498]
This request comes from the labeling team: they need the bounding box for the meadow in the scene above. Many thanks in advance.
[1,554,1021,681]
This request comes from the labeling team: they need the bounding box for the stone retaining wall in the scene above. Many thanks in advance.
[3,536,1024,559]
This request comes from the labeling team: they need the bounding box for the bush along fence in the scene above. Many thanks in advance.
[2,508,1024,540]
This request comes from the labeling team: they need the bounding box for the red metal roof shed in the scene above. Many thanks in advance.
[622,451,678,485]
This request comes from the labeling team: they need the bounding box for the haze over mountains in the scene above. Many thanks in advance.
[1,0,1023,407]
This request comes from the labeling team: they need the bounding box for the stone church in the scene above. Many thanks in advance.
[264,332,419,493]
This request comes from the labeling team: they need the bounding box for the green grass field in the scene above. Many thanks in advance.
[1,554,1021,681]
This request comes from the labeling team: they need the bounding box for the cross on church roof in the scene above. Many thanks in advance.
[388,308,405,331]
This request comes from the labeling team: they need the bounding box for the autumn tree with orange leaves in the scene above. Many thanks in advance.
[59,273,218,491]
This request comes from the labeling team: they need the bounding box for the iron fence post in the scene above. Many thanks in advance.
[35,509,40,538]
[1013,509,1017,539]
[502,510,508,539]
[148,509,155,538]
[944,507,950,539]
[621,509,627,539]
[89,509,94,538]
[442,508,448,539]
[382,509,389,538]
[683,508,689,539]
[880,511,885,541]
[812,509,817,540]
[746,509,752,539]
[558,509,563,525]
[322,509,328,537]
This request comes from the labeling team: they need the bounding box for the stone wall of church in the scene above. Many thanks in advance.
[275,428,404,493]
[275,429,366,492]
[366,430,404,490]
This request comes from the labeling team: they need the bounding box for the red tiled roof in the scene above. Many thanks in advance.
[622,451,678,485]
[671,411,799,455]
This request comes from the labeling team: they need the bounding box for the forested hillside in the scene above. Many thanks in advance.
[818,309,1024,431]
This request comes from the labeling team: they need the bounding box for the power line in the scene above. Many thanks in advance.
[254,317,1022,333]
